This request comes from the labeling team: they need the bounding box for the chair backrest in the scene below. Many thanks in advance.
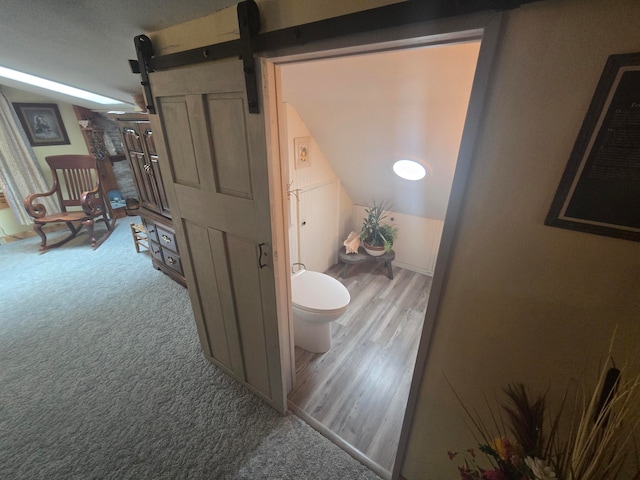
[45,155,101,211]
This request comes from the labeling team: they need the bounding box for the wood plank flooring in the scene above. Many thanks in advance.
[288,260,432,473]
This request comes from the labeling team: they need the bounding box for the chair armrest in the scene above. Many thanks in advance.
[23,189,56,218]
[81,187,103,215]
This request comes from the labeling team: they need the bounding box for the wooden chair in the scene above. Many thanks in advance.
[24,154,116,252]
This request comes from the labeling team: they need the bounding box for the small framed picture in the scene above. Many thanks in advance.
[294,137,312,169]
[12,103,70,147]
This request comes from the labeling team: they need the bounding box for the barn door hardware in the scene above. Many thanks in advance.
[131,35,156,114]
[130,0,538,115]
[129,1,260,115]
[237,0,261,113]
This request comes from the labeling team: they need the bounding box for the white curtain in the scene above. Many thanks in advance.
[0,87,56,224]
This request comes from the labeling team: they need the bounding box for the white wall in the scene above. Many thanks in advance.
[284,103,352,273]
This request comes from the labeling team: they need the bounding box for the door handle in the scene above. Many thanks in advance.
[258,242,267,269]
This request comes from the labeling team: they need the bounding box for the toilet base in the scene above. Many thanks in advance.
[294,318,332,353]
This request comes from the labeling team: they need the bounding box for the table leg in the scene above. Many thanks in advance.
[342,262,349,278]
[386,261,393,279]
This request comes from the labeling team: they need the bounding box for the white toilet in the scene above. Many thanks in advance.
[291,268,350,353]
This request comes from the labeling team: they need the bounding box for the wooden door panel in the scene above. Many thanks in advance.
[181,221,243,372]
[123,126,143,152]
[149,58,284,409]
[206,227,245,376]
[207,95,253,198]
[123,126,164,214]
[225,234,271,397]
[131,152,156,210]
[143,129,170,216]
[159,97,201,187]
[173,185,256,241]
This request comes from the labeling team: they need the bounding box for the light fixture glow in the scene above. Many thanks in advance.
[0,66,124,105]
[393,159,427,180]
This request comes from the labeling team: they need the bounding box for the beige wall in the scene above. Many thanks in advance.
[403,0,640,478]
[0,86,88,235]
[149,0,640,479]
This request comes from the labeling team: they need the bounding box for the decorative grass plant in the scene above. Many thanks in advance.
[449,335,640,480]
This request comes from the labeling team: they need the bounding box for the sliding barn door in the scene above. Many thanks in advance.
[148,58,285,411]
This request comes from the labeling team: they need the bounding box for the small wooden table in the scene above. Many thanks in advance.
[338,246,395,279]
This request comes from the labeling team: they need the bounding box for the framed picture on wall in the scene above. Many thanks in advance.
[294,136,312,169]
[545,52,640,242]
[12,103,70,147]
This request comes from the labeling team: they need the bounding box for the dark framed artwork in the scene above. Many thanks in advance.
[545,52,640,242]
[12,102,70,146]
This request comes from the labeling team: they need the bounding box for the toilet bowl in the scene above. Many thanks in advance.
[291,268,350,353]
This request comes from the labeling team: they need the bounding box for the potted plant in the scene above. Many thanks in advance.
[360,200,398,256]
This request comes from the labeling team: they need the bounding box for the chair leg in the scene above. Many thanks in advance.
[66,221,79,235]
[35,221,80,252]
[88,212,116,250]
[34,223,47,251]
[83,219,96,247]
[104,210,116,231]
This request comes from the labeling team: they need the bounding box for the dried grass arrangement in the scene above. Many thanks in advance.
[449,335,640,480]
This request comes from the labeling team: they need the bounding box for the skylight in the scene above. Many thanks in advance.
[0,66,124,105]
[393,159,427,180]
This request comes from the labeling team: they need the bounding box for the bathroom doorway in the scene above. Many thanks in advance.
[269,38,481,476]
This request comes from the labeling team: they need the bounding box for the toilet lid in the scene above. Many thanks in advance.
[291,271,350,312]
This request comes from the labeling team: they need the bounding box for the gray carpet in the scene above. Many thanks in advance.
[0,220,381,480]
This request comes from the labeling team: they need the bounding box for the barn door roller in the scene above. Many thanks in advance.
[237,0,261,113]
[130,0,261,115]
[131,35,155,114]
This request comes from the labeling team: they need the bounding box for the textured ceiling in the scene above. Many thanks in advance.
[0,0,237,108]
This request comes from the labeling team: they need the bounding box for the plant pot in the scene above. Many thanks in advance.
[363,242,386,257]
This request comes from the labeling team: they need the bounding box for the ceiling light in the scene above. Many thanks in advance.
[0,66,124,105]
[393,159,427,180]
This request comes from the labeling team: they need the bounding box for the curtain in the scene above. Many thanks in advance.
[0,87,56,225]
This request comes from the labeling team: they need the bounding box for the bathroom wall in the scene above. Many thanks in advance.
[354,204,443,275]
[285,100,443,276]
[284,103,354,273]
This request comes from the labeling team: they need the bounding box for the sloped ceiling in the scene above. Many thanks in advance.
[280,42,480,220]
[1,2,479,222]
[0,0,238,109]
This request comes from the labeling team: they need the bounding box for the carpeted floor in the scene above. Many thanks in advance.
[0,220,381,480]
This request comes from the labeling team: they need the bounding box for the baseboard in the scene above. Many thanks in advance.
[392,260,433,277]
[288,401,392,480]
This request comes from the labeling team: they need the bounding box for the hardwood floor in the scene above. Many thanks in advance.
[288,260,432,473]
